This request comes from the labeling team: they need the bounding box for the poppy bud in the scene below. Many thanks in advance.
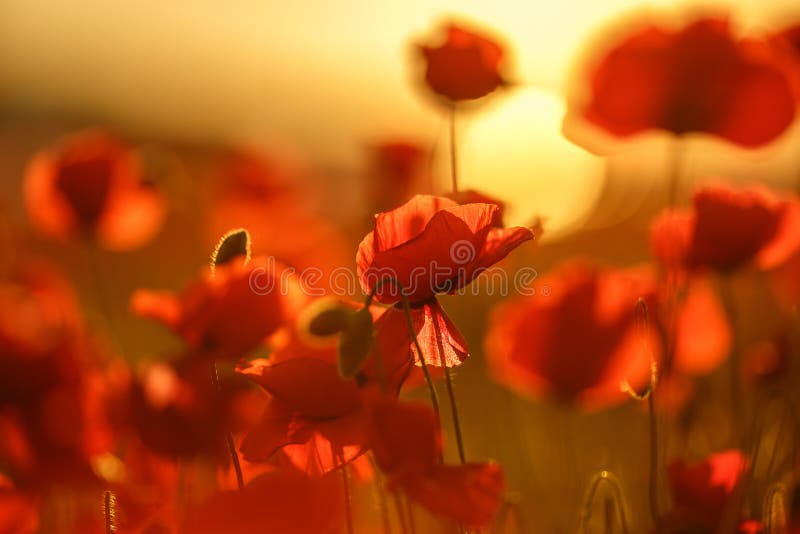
[211,228,251,272]
[308,306,351,337]
[297,297,352,340]
[338,307,375,378]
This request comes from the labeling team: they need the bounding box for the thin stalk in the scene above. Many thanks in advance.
[103,491,116,534]
[210,361,244,490]
[368,277,441,426]
[449,106,459,193]
[432,311,466,463]
[341,462,354,534]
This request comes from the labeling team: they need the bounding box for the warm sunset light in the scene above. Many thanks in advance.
[2,1,800,533]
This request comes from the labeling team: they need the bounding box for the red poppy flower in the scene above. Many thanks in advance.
[131,256,306,362]
[0,476,38,534]
[237,357,368,476]
[24,130,166,250]
[446,189,506,226]
[567,17,797,149]
[651,185,800,272]
[130,360,230,459]
[0,262,83,408]
[664,450,746,531]
[358,195,533,304]
[184,469,343,534]
[741,329,789,384]
[367,395,506,529]
[485,262,660,410]
[418,22,508,102]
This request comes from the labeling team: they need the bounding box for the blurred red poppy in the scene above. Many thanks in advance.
[663,450,746,531]
[0,262,123,489]
[651,185,800,272]
[184,469,343,534]
[131,256,306,362]
[741,329,789,384]
[368,141,429,212]
[417,22,508,102]
[670,277,732,376]
[367,395,505,529]
[129,359,230,459]
[206,150,351,293]
[24,130,166,250]
[0,476,38,534]
[567,17,797,149]
[485,262,660,410]
[237,356,368,476]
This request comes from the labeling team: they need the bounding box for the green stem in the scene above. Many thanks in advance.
[449,106,459,194]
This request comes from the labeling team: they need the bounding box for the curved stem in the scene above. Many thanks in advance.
[579,470,631,534]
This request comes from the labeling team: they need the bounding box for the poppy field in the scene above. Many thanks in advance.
[3,3,800,533]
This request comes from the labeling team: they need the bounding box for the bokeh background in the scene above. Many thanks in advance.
[2,0,800,531]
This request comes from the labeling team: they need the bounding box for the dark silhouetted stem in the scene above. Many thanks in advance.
[210,361,244,490]
[431,317,466,464]
[449,106,459,194]
[444,367,466,464]
[368,278,441,427]
[579,471,631,534]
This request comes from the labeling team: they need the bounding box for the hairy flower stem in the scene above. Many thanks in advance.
[210,360,244,490]
[449,107,459,193]
[367,278,441,428]
[103,491,116,534]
